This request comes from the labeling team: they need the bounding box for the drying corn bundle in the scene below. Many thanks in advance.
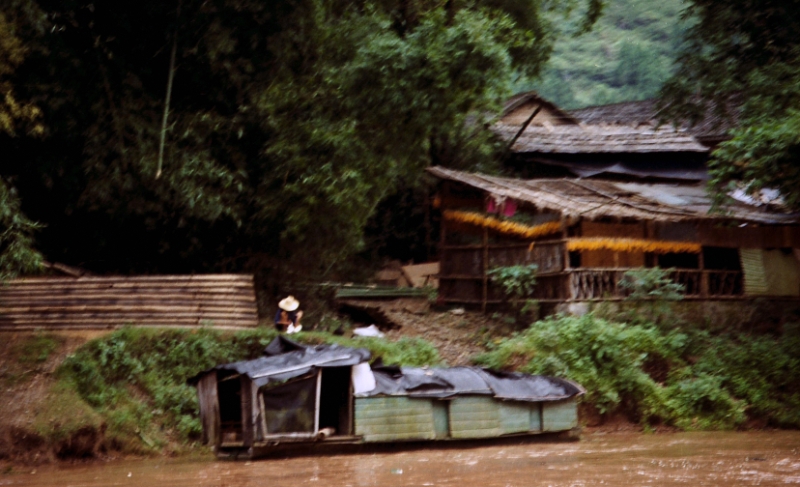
[566,238,701,254]
[443,210,561,240]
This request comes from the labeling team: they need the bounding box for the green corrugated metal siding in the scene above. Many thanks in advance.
[530,402,542,431]
[354,397,436,442]
[542,400,578,431]
[432,401,450,438]
[498,401,534,434]
[449,396,501,438]
[740,248,769,295]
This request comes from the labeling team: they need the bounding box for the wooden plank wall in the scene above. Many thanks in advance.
[0,274,258,330]
[197,372,221,446]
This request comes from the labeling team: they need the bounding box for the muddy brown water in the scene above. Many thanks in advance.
[4,431,800,486]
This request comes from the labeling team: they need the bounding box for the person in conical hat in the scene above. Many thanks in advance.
[274,295,303,334]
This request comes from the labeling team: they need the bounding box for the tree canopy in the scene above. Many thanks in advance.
[0,0,601,285]
[660,0,800,210]
[0,11,42,279]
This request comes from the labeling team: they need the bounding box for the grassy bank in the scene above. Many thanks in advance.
[3,310,799,463]
[0,326,441,462]
[475,312,800,430]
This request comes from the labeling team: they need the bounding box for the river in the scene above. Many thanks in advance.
[4,431,800,486]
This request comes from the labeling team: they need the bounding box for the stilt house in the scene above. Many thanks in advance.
[429,94,800,314]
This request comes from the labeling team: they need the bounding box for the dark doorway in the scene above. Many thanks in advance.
[703,247,742,270]
[318,367,353,436]
[658,252,699,269]
[217,371,243,442]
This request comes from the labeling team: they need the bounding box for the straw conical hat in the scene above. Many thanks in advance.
[278,295,300,312]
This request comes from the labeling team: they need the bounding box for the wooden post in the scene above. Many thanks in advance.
[439,187,448,305]
[561,217,572,300]
[348,371,355,436]
[240,376,253,448]
[482,227,489,313]
[698,247,708,297]
[259,393,268,437]
[314,370,323,434]
[197,372,220,447]
[645,221,656,267]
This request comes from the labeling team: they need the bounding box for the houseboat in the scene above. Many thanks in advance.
[188,337,585,459]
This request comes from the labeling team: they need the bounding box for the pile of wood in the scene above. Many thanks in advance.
[0,274,258,331]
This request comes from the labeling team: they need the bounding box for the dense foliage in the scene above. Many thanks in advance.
[0,0,601,285]
[476,313,800,430]
[57,326,440,452]
[0,12,42,280]
[660,0,800,210]
[526,0,688,108]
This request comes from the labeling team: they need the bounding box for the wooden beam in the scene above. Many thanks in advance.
[482,227,489,314]
[240,377,254,448]
[314,370,323,434]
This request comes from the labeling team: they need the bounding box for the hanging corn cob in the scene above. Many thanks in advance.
[443,210,562,239]
[566,238,701,254]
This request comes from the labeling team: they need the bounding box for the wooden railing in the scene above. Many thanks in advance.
[438,235,749,305]
[567,269,744,300]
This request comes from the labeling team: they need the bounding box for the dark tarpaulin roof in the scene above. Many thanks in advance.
[187,337,372,389]
[532,158,709,181]
[189,338,584,402]
[362,365,584,402]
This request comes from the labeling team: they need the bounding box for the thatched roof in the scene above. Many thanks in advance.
[569,99,659,127]
[502,92,579,124]
[568,98,738,145]
[427,166,799,225]
[494,123,708,154]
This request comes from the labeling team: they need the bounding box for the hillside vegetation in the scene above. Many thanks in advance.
[525,0,689,108]
[476,313,800,431]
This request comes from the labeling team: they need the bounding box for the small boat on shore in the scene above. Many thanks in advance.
[188,337,585,459]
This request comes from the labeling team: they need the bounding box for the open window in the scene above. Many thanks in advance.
[259,366,353,438]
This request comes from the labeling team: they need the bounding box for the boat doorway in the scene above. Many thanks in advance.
[217,371,243,443]
[318,367,353,436]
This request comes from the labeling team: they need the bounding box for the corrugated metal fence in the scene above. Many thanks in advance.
[0,274,258,330]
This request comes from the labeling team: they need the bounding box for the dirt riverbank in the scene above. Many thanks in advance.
[0,309,630,465]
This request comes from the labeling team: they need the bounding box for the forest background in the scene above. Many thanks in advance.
[1,0,799,303]
[3,0,800,460]
[0,0,675,293]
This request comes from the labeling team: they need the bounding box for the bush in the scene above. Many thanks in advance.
[688,328,800,427]
[474,312,800,430]
[618,267,684,326]
[57,325,442,453]
[475,313,687,422]
[664,373,746,430]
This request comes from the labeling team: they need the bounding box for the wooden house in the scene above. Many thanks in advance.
[431,166,800,312]
[428,95,800,313]
[189,337,585,459]
[495,93,713,183]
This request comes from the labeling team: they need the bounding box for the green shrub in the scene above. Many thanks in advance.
[15,332,62,366]
[664,373,746,430]
[57,325,441,453]
[488,264,539,325]
[475,313,687,422]
[619,267,684,326]
[688,328,800,427]
[475,311,800,430]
